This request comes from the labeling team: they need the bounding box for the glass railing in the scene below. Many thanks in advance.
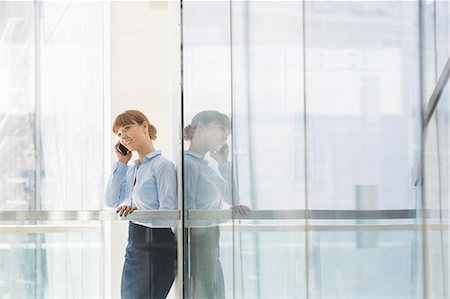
[422,54,450,299]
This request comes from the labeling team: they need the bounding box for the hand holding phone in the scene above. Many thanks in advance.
[211,143,229,164]
[115,141,132,164]
[117,143,130,155]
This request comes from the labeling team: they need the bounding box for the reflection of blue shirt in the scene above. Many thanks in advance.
[105,150,177,228]
[184,150,238,226]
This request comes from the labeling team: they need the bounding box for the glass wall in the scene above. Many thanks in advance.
[182,2,235,298]
[422,1,449,298]
[303,2,421,298]
[182,1,439,299]
[424,83,449,299]
[39,1,104,211]
[1,0,449,298]
[230,2,307,298]
[1,2,104,297]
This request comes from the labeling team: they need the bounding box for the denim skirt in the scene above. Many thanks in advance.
[121,222,176,299]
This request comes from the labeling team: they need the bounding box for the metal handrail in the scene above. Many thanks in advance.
[0,209,447,222]
[219,223,448,233]
[1,224,103,234]
[412,56,450,186]
[0,210,181,222]
[188,209,418,220]
[423,56,450,128]
[1,223,448,234]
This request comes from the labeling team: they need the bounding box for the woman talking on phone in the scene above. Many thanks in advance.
[105,110,177,299]
[183,110,249,299]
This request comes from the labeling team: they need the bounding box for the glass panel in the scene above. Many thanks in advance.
[0,1,36,211]
[0,2,105,298]
[436,0,449,81]
[231,221,307,299]
[231,1,306,211]
[424,83,449,298]
[40,1,104,210]
[304,1,421,211]
[422,0,449,99]
[183,0,425,298]
[182,1,235,298]
[0,1,104,212]
[304,2,421,297]
[422,2,449,298]
[422,0,439,99]
[311,229,417,298]
[228,1,421,298]
[230,1,307,298]
[0,221,103,298]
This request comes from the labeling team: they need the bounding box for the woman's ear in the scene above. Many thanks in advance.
[194,122,205,136]
[196,121,205,131]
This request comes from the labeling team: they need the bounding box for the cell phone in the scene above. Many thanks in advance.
[217,143,229,154]
[117,143,130,155]
[213,143,229,156]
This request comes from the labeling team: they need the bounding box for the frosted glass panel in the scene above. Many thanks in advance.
[40,1,104,210]
[0,2,105,298]
[424,84,449,299]
[304,2,421,210]
[0,224,103,298]
[0,1,36,211]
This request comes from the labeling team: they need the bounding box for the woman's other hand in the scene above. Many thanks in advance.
[231,204,251,216]
[116,205,137,217]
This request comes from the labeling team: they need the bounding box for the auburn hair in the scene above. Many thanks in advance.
[183,110,230,140]
[112,110,157,140]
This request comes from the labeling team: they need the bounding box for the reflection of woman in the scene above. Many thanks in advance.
[105,110,177,299]
[183,110,249,299]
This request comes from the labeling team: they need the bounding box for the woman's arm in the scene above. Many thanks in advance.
[105,161,129,208]
[105,141,133,208]
[217,162,240,205]
[183,158,199,211]
[155,160,178,210]
[211,144,240,205]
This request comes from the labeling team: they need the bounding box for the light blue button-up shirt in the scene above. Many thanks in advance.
[184,150,238,227]
[105,150,177,228]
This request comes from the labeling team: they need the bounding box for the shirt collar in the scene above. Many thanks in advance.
[185,150,209,165]
[134,150,162,166]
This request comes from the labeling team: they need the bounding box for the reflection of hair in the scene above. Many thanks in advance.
[112,110,157,140]
[183,110,230,141]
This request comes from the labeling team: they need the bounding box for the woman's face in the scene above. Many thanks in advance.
[201,121,230,151]
[116,121,147,151]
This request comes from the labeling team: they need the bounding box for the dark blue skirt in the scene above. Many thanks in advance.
[188,226,225,299]
[121,222,177,299]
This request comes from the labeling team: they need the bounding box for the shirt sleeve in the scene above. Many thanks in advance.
[105,161,130,208]
[184,158,199,211]
[148,159,177,228]
[155,160,178,211]
[218,161,240,205]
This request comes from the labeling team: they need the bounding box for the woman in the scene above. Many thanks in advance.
[183,110,249,299]
[105,109,177,299]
